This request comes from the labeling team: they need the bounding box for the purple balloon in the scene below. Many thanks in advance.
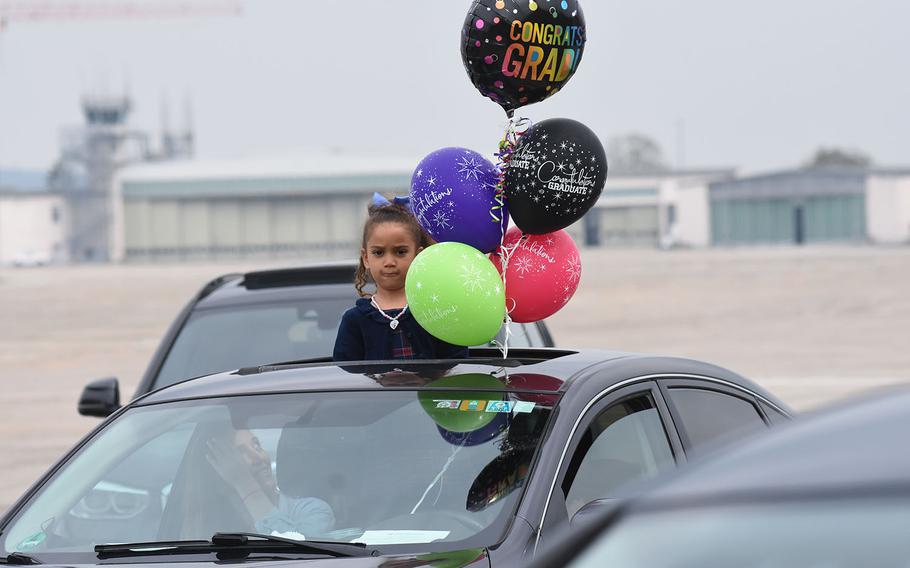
[409,147,509,253]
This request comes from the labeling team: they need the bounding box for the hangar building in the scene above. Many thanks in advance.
[107,158,910,263]
[585,169,734,248]
[115,152,738,262]
[672,168,910,247]
[114,152,416,262]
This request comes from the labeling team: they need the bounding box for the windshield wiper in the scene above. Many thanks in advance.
[95,532,377,559]
[0,552,41,565]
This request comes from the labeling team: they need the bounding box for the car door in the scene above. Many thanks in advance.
[657,377,779,458]
[538,382,683,544]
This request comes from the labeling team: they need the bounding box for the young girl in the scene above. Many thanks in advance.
[333,203,469,361]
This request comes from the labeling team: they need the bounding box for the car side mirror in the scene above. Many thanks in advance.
[570,498,617,528]
[78,377,121,417]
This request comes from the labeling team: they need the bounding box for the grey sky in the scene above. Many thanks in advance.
[0,0,907,172]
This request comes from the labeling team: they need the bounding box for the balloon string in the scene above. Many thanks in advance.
[490,115,531,223]
[411,443,465,514]
[493,238,524,360]
[491,115,530,360]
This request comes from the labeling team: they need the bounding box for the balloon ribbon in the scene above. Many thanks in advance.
[491,115,531,360]
[490,116,531,223]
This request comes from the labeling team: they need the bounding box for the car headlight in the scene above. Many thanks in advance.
[69,481,150,520]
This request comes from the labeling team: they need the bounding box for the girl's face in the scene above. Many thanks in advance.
[362,222,422,293]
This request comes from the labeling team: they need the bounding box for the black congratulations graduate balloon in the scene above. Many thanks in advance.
[461,0,586,116]
[504,118,607,234]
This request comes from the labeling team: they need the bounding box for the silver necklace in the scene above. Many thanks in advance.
[370,296,408,330]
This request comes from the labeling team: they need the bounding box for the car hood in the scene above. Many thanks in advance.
[33,548,489,567]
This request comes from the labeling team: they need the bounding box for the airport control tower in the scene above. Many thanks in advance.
[51,94,193,262]
[1,0,231,263]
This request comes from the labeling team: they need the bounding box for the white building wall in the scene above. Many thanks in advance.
[596,172,729,248]
[564,218,584,245]
[867,176,910,244]
[0,194,67,265]
[673,181,711,247]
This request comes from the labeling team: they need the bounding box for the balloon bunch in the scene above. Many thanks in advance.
[406,0,607,353]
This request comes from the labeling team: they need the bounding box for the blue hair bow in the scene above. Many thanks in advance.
[372,192,411,209]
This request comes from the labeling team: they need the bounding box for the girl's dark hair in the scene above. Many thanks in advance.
[354,203,434,297]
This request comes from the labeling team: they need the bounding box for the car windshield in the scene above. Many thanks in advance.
[570,497,910,568]
[2,386,556,562]
[152,297,546,390]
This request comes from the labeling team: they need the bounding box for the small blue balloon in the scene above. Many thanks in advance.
[409,147,509,253]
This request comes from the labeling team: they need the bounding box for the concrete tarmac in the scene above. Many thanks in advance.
[1,246,909,513]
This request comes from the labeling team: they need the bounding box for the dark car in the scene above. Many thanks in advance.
[5,349,789,566]
[533,385,910,568]
[78,262,555,417]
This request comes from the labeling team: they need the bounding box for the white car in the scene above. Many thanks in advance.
[10,249,52,267]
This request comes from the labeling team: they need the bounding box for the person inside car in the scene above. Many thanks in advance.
[205,428,335,538]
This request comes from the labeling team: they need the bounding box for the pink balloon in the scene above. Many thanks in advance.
[491,227,581,323]
[507,373,565,404]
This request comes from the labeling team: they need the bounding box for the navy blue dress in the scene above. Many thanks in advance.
[333,298,469,361]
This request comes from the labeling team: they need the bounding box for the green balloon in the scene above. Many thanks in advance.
[406,242,506,346]
[418,374,506,433]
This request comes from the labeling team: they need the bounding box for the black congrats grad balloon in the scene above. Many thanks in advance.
[461,0,586,116]
[504,118,607,234]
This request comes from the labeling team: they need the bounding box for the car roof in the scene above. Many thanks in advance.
[193,262,358,310]
[639,385,910,503]
[136,348,784,410]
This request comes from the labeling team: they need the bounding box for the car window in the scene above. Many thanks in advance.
[2,407,202,554]
[50,419,281,548]
[48,423,198,546]
[154,298,352,389]
[154,298,546,390]
[2,389,557,563]
[666,387,767,455]
[562,394,675,518]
